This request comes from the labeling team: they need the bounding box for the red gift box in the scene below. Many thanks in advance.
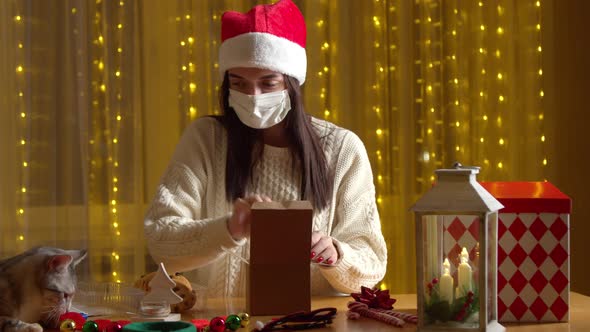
[442,182,571,323]
[480,182,571,322]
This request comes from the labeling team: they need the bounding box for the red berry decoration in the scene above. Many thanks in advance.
[209,317,226,332]
[106,321,123,332]
[431,278,439,285]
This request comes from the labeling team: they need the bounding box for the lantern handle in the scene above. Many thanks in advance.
[452,161,481,172]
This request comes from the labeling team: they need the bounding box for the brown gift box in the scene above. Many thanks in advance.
[247,201,313,316]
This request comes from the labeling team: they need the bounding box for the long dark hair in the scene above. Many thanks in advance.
[216,72,332,210]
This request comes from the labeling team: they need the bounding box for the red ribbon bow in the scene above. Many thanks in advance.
[351,286,396,310]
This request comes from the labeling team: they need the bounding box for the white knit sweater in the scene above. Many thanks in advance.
[144,116,387,296]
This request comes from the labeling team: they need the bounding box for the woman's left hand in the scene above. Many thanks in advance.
[310,231,338,265]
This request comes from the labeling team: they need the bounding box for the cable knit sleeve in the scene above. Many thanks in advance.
[143,118,245,274]
[319,131,388,293]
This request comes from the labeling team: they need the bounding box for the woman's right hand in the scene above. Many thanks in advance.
[227,194,272,240]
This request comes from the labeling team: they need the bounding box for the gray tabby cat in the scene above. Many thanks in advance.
[0,247,86,332]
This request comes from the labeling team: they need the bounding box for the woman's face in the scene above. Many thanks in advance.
[227,67,286,95]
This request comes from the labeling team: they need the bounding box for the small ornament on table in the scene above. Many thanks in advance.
[135,262,183,321]
[60,319,77,332]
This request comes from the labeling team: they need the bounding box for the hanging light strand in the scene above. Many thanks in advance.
[14,3,28,251]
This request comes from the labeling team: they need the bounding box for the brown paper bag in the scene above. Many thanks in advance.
[247,201,313,315]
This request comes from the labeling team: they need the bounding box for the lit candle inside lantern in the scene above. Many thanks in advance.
[440,258,453,304]
[457,247,472,296]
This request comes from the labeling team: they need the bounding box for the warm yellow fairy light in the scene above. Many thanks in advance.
[98,61,104,70]
[480,137,485,143]
[18,235,24,241]
[117,23,122,29]
[316,20,324,27]
[480,91,484,97]
[453,78,458,84]
[536,1,541,7]
[373,16,380,27]
[536,24,541,31]
[112,207,117,214]
[18,43,23,48]
[113,187,118,192]
[538,69,543,75]
[499,95,505,102]
[427,128,433,134]
[112,138,118,144]
[21,187,26,193]
[537,46,542,52]
[427,85,432,92]
[23,162,28,167]
[376,129,383,136]
[499,138,505,145]
[497,27,504,35]
[100,84,106,92]
[16,65,23,73]
[483,115,488,121]
[189,106,196,116]
[180,41,186,46]
[113,222,119,228]
[20,139,25,145]
[116,115,121,121]
[480,25,485,31]
[18,208,24,214]
[539,90,544,97]
[185,14,190,20]
[14,15,21,21]
[455,146,460,151]
[115,70,120,77]
[498,162,504,169]
[541,135,545,142]
[189,82,196,92]
[495,50,501,58]
[324,110,330,117]
[543,158,547,165]
[455,121,460,127]
[20,112,26,118]
[98,35,103,44]
[497,73,503,80]
[188,37,194,44]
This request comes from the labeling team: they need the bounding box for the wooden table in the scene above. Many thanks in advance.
[181,292,590,331]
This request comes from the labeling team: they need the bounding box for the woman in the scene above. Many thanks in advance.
[144,0,387,296]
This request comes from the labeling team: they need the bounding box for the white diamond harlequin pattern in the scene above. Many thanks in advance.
[442,213,570,322]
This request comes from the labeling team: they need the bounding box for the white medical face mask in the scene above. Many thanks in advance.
[228,89,291,129]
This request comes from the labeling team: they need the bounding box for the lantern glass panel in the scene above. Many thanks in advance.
[421,214,481,328]
[487,212,499,323]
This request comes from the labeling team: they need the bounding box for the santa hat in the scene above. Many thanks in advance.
[219,0,307,85]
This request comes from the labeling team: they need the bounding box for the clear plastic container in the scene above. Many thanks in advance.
[73,281,145,315]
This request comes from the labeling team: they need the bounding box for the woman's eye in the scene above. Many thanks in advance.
[263,81,279,88]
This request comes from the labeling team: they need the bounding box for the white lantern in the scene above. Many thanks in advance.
[410,164,505,332]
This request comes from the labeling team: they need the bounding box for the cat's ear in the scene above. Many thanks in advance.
[71,249,87,267]
[47,255,73,272]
